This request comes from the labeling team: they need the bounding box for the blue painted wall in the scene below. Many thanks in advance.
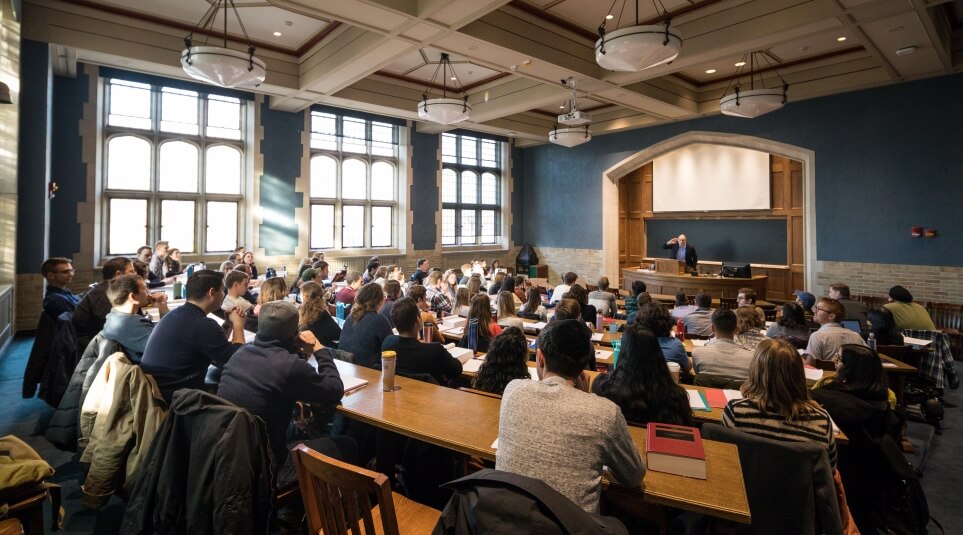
[519,73,963,267]
[16,40,51,272]
[410,130,439,250]
[510,144,524,245]
[48,64,89,260]
[258,98,303,256]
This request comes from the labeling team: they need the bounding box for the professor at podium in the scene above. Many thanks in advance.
[662,234,698,271]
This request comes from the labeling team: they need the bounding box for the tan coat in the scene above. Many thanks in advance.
[79,353,167,508]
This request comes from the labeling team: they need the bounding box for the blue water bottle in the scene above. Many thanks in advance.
[186,264,195,280]
[336,302,345,320]
[466,318,479,352]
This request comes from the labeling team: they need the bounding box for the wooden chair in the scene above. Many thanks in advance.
[764,308,778,322]
[926,302,962,359]
[291,444,441,535]
[719,297,738,310]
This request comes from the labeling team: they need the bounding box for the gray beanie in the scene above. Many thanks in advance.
[257,300,299,341]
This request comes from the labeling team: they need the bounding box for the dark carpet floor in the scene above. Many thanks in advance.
[1,334,960,533]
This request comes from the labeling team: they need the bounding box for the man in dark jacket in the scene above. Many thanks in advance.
[662,234,698,270]
[218,300,355,486]
[73,257,136,350]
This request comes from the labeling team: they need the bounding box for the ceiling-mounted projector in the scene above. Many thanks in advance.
[558,110,591,126]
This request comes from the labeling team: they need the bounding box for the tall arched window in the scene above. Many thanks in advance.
[102,79,246,255]
[309,110,399,250]
[441,133,502,246]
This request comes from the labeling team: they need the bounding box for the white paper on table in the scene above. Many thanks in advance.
[590,333,604,342]
[723,389,742,402]
[765,321,775,327]
[595,349,614,361]
[491,437,499,449]
[461,358,484,374]
[690,339,708,347]
[205,312,255,343]
[882,362,898,368]
[523,321,547,332]
[308,356,368,392]
[804,367,824,381]
[447,346,475,363]
[903,336,933,347]
[686,389,708,410]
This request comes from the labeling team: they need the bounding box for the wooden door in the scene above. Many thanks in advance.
[619,163,648,278]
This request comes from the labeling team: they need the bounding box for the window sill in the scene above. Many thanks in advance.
[441,244,509,255]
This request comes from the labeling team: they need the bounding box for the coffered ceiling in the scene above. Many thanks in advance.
[23,0,963,146]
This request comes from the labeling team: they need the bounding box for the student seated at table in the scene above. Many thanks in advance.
[518,287,547,321]
[813,343,896,410]
[299,282,341,348]
[692,309,754,382]
[592,322,694,427]
[723,338,837,469]
[587,277,618,318]
[622,280,646,320]
[625,292,653,326]
[451,287,471,317]
[472,327,531,395]
[805,298,867,364]
[73,257,136,350]
[512,275,528,303]
[222,270,253,315]
[734,306,767,353]
[499,276,522,307]
[736,287,767,324]
[245,276,288,333]
[496,319,645,514]
[231,264,258,304]
[466,275,482,297]
[496,291,524,330]
[335,271,363,306]
[564,285,597,328]
[636,303,691,375]
[379,279,403,325]
[405,285,445,343]
[101,274,163,362]
[381,297,462,385]
[487,271,506,296]
[682,293,714,337]
[766,302,812,344]
[549,271,577,304]
[217,300,355,488]
[668,291,697,321]
[552,298,581,321]
[338,283,393,368]
[140,270,246,403]
[460,294,502,353]
[867,308,903,346]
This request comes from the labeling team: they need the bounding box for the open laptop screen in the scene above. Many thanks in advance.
[840,320,861,333]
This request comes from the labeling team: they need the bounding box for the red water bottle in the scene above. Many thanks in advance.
[676,318,686,341]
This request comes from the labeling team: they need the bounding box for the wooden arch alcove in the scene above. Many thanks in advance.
[601,132,817,301]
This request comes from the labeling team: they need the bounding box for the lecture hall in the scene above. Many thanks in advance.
[1,0,961,533]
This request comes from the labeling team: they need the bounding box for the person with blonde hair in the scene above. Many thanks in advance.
[723,338,837,468]
[299,281,341,348]
[496,291,524,330]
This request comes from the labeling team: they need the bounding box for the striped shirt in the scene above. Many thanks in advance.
[723,398,837,469]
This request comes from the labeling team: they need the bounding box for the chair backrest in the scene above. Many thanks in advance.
[588,299,611,316]
[926,302,962,331]
[292,444,399,535]
[764,309,777,322]
[701,423,841,535]
[719,297,737,310]
[693,373,744,390]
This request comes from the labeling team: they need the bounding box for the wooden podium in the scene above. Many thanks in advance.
[654,259,687,274]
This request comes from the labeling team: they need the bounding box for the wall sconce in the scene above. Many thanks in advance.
[924,229,937,238]
[48,182,58,199]
[911,226,922,238]
[0,82,12,105]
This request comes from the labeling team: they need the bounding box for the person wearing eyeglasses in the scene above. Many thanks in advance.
[40,257,81,318]
[804,298,866,364]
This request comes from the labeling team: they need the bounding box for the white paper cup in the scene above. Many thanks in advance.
[667,362,681,383]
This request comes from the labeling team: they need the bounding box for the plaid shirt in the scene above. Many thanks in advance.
[425,286,452,315]
[903,329,958,390]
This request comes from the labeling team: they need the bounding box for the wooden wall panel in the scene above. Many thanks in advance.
[771,156,787,213]
[790,160,804,210]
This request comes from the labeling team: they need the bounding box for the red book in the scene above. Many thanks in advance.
[703,389,729,409]
[646,423,707,479]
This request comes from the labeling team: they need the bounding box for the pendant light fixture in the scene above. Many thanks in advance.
[417,53,471,125]
[719,51,789,118]
[549,77,592,147]
[596,0,683,72]
[181,0,266,88]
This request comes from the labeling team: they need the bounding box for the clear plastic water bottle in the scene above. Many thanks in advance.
[867,332,876,351]
[336,301,345,321]
[280,265,287,280]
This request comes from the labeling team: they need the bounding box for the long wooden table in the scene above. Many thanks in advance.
[334,360,751,524]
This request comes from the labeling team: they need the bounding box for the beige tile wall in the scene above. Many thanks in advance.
[817,261,963,304]
[529,247,605,287]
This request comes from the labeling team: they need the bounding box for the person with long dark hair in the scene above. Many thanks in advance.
[766,302,812,342]
[813,343,893,407]
[338,283,393,368]
[460,293,502,352]
[592,323,694,426]
[636,303,691,373]
[379,279,403,325]
[472,327,531,395]
[564,285,597,328]
[519,287,547,321]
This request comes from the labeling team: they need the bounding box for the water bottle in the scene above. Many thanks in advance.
[280,265,287,280]
[547,288,553,302]
[676,318,686,341]
[867,332,876,351]
[422,319,434,343]
[466,318,479,353]
[186,264,195,280]
[595,314,604,332]
[172,278,182,301]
